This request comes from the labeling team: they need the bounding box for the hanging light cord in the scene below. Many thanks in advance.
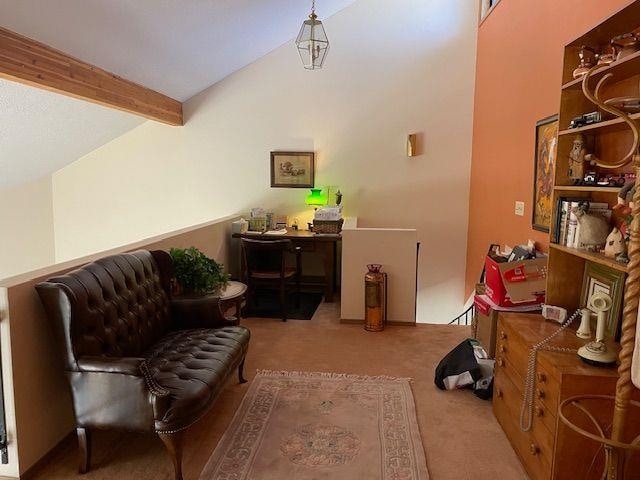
[311,0,316,14]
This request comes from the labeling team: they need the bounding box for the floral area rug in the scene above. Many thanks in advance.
[199,370,430,479]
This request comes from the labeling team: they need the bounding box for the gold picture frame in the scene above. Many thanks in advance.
[532,114,559,232]
[580,261,626,339]
[270,151,315,188]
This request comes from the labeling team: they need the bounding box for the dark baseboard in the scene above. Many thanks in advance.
[340,318,416,327]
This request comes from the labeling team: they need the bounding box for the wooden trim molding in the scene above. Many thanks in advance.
[479,0,502,25]
[340,319,416,327]
[0,26,183,126]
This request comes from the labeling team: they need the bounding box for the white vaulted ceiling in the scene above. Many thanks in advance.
[0,0,356,188]
[0,79,145,188]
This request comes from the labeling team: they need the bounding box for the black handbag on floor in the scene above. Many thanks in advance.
[434,338,494,400]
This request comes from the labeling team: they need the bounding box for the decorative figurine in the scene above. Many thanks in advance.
[617,180,636,209]
[598,44,617,65]
[573,45,596,79]
[617,251,630,264]
[583,170,598,185]
[335,189,343,206]
[598,172,635,187]
[614,181,636,248]
[572,205,610,251]
[569,134,588,184]
[604,227,626,258]
[569,111,603,129]
[612,32,639,61]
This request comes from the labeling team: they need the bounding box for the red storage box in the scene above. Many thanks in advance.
[484,255,546,307]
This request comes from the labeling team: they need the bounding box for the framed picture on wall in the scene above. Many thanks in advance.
[532,114,559,232]
[580,261,626,339]
[270,151,315,188]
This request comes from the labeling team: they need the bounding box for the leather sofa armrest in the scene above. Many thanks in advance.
[77,356,170,397]
[170,295,233,330]
[77,356,145,376]
[70,357,168,430]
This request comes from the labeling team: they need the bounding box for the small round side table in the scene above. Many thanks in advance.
[212,281,248,325]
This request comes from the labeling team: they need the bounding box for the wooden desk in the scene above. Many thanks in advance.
[232,230,341,302]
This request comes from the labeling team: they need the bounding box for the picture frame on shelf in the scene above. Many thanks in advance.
[532,114,559,233]
[580,261,626,339]
[270,151,315,188]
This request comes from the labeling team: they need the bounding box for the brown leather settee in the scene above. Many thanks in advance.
[36,250,250,480]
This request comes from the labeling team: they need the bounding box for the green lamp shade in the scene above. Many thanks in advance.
[305,188,328,207]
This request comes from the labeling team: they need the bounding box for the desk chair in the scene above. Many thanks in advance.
[241,238,301,322]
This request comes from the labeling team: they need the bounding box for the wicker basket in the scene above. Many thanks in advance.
[313,219,344,234]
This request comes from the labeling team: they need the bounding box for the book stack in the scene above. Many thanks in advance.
[553,198,612,248]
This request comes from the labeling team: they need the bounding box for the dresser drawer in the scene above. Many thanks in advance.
[496,355,555,438]
[533,400,557,436]
[496,323,534,380]
[533,363,561,420]
[495,353,523,393]
[494,373,552,480]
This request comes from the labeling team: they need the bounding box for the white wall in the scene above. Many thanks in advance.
[52,0,478,323]
[341,224,419,324]
[0,177,55,280]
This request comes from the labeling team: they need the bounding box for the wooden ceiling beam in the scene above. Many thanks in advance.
[0,26,183,126]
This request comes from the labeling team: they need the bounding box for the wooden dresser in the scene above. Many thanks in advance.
[493,313,640,480]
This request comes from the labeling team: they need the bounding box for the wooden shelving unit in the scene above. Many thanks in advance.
[558,112,640,136]
[553,185,620,193]
[546,2,640,312]
[561,49,640,91]
[549,243,628,273]
[492,5,640,480]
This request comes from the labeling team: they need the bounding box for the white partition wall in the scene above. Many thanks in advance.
[0,215,239,477]
[341,220,418,325]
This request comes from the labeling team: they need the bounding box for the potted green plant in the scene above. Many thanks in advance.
[170,247,230,295]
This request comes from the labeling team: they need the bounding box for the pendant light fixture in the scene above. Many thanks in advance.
[295,0,330,70]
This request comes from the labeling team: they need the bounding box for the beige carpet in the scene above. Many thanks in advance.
[23,302,527,480]
[200,370,429,480]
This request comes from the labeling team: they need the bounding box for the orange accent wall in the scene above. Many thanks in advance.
[465,0,633,295]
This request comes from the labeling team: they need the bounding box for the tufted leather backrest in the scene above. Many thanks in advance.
[37,250,172,369]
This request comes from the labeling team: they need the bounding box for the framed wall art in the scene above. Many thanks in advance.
[580,261,626,339]
[532,114,559,232]
[270,151,315,188]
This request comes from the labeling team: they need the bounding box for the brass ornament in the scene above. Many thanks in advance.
[581,64,640,168]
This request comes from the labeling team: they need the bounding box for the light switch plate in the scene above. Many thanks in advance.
[515,201,525,217]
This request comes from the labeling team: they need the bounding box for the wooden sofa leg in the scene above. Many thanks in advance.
[77,427,91,474]
[238,356,248,384]
[158,432,184,480]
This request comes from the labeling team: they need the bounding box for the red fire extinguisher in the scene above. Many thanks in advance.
[364,264,387,332]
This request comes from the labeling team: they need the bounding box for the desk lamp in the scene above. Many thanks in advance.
[305,188,327,211]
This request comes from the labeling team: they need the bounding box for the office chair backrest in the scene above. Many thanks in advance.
[241,238,292,279]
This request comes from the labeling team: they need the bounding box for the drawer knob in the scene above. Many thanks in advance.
[535,405,545,418]
[496,388,503,399]
[536,389,546,399]
[530,444,540,456]
[500,331,507,340]
[537,372,547,383]
[497,358,505,368]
